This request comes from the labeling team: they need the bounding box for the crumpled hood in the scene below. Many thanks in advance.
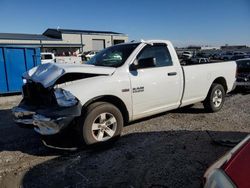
[23,63,116,88]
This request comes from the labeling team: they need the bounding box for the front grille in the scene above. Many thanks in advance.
[22,81,57,106]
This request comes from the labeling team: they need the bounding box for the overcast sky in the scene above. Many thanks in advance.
[0,0,249,47]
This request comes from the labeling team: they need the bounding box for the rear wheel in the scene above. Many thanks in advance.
[77,102,123,145]
[203,83,225,112]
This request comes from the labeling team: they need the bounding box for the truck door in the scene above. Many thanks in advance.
[129,43,182,119]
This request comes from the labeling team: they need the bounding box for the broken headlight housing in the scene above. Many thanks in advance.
[22,78,27,84]
[54,88,78,107]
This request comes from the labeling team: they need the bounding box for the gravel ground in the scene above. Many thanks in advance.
[0,90,249,188]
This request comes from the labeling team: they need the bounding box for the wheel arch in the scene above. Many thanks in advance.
[82,95,130,124]
[212,77,228,92]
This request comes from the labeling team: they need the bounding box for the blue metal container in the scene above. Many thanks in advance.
[0,46,41,94]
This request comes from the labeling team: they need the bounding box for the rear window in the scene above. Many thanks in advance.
[41,54,53,60]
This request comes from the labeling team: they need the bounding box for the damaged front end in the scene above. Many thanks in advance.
[12,63,85,135]
[12,63,115,135]
[12,83,82,135]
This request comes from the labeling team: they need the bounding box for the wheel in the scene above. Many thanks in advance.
[77,102,123,145]
[203,83,225,112]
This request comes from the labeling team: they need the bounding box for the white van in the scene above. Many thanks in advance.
[41,53,56,64]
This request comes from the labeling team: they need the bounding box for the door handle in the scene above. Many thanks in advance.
[168,72,177,76]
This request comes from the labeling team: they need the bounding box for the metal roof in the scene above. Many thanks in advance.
[0,33,59,41]
[0,28,127,42]
[43,28,126,36]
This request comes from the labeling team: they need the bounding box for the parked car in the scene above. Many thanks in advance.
[12,40,236,146]
[41,52,56,64]
[78,51,91,61]
[213,53,223,60]
[196,52,211,59]
[190,57,210,64]
[221,52,247,61]
[204,135,250,188]
[231,55,250,60]
[236,58,250,89]
[181,51,193,59]
[85,50,99,60]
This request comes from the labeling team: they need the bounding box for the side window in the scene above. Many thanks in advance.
[137,44,173,68]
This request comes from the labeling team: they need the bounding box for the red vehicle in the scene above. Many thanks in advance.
[204,135,250,188]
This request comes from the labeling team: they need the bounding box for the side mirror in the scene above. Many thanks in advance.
[129,59,138,71]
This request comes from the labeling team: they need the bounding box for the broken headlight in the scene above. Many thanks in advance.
[54,88,78,107]
[22,78,27,84]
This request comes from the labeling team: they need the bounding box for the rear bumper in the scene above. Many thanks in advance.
[12,102,82,135]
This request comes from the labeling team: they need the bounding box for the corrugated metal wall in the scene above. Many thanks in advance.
[0,46,40,94]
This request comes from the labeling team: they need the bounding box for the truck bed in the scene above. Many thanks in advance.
[180,61,236,107]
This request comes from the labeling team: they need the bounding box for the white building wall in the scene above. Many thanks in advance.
[112,35,129,42]
[81,34,129,51]
[81,34,112,51]
[201,46,220,50]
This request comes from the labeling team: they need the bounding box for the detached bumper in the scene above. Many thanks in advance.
[12,102,82,135]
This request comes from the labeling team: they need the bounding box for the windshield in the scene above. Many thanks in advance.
[86,43,139,67]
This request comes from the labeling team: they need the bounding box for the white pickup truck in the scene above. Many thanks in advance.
[13,40,237,146]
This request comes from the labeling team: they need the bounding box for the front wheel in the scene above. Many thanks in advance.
[203,83,225,112]
[77,102,123,145]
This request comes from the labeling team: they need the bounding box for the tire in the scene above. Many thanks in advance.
[77,102,123,145]
[203,83,225,112]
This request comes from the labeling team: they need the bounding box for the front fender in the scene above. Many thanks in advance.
[60,75,133,121]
